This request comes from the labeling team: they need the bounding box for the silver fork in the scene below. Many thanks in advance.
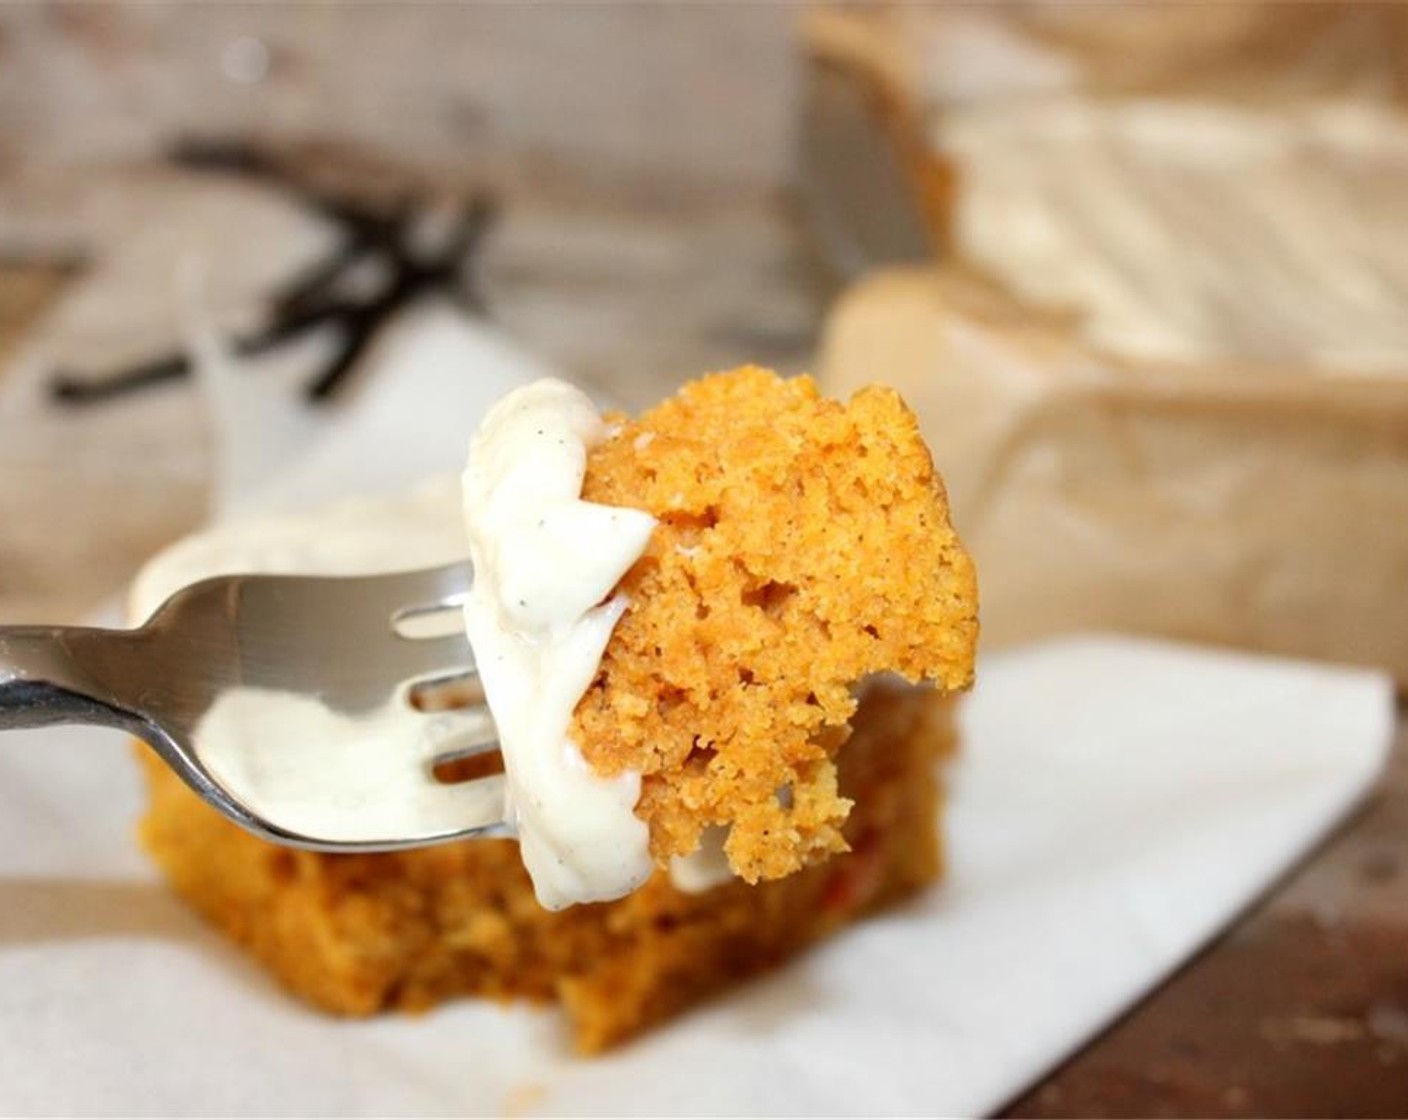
[0,563,511,851]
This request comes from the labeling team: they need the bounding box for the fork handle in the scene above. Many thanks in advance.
[0,626,145,733]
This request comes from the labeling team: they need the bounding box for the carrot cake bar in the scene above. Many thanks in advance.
[132,366,978,1051]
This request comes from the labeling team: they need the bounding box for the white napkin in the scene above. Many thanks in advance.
[208,298,559,517]
[0,313,1392,1115]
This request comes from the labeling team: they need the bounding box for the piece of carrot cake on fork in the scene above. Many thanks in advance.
[132,366,978,1052]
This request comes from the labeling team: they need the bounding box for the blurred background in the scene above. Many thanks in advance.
[1,4,1407,1115]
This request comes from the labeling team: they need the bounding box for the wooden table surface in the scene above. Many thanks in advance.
[1,168,1404,1118]
[1007,714,1408,1118]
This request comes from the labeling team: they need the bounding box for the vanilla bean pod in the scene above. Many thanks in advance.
[49,141,494,407]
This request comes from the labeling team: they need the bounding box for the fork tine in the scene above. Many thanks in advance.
[388,561,475,608]
[318,562,474,618]
[396,633,477,678]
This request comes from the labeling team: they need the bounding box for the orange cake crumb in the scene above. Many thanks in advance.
[575,366,977,881]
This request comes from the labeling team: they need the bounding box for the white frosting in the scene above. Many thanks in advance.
[939,98,1408,374]
[668,826,735,893]
[460,379,657,911]
[192,689,503,844]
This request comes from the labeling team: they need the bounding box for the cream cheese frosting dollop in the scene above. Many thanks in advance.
[461,379,657,911]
